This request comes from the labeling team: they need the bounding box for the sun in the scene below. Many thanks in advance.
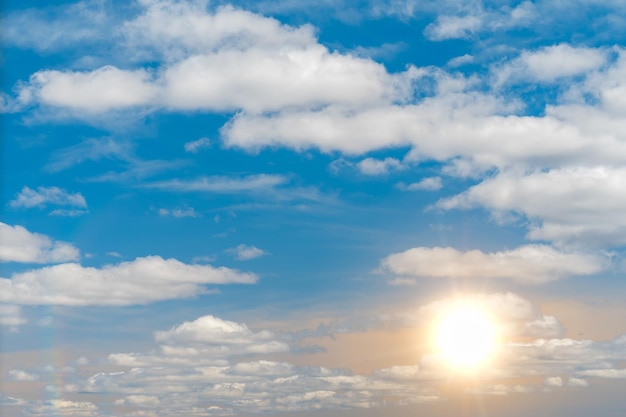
[434,302,498,370]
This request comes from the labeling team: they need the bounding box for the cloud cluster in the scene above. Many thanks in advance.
[0,256,257,306]
[7,295,626,415]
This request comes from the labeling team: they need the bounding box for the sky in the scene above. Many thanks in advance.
[2,0,626,416]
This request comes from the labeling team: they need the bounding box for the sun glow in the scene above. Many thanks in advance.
[435,303,498,370]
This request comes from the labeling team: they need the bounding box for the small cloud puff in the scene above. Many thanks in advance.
[229,244,268,261]
[184,137,211,153]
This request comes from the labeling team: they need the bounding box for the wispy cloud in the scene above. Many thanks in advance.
[184,137,212,153]
[9,186,87,209]
[144,174,288,193]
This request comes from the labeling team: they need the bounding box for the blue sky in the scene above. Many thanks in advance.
[2,0,626,416]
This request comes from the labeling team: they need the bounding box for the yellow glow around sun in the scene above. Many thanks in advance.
[435,303,498,370]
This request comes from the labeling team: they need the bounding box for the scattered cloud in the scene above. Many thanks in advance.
[158,207,199,218]
[0,256,257,306]
[9,186,87,210]
[228,244,268,260]
[0,222,80,264]
[395,177,442,191]
[144,174,287,193]
[381,245,607,284]
[183,137,212,153]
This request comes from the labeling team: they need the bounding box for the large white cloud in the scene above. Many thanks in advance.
[0,222,80,264]
[381,245,606,284]
[0,256,257,306]
[438,167,626,247]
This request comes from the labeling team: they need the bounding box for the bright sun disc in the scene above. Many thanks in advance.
[435,304,497,369]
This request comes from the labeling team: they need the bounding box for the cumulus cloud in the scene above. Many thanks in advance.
[0,222,80,263]
[12,2,410,118]
[17,66,158,114]
[0,256,257,306]
[9,186,87,210]
[438,167,626,247]
[228,244,268,261]
[381,245,606,284]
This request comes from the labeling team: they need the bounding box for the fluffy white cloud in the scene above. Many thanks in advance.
[13,2,409,117]
[495,44,608,84]
[0,222,80,264]
[0,256,257,306]
[9,186,87,209]
[228,244,268,261]
[381,245,606,284]
[18,66,157,113]
[356,157,405,176]
[438,167,626,247]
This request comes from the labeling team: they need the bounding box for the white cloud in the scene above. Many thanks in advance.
[0,222,80,264]
[183,137,211,153]
[228,244,268,261]
[153,315,288,356]
[381,245,606,284]
[17,66,157,114]
[9,186,87,209]
[495,44,608,85]
[0,256,256,306]
[144,174,287,193]
[438,167,626,247]
[0,304,27,327]
[356,157,404,176]
[158,207,199,218]
[424,14,482,40]
[396,177,442,191]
